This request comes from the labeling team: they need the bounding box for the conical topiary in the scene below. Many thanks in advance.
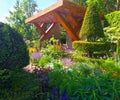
[0,22,29,70]
[79,3,104,42]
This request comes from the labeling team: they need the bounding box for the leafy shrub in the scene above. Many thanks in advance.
[60,27,66,44]
[104,11,120,27]
[0,69,39,100]
[72,41,116,57]
[104,11,120,42]
[79,3,104,42]
[38,56,52,67]
[0,22,29,70]
[0,69,13,90]
[48,60,120,99]
[116,40,120,64]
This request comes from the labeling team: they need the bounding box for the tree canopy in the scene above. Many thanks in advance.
[69,0,120,14]
[6,0,40,40]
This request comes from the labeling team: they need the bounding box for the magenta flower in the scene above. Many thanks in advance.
[31,52,42,59]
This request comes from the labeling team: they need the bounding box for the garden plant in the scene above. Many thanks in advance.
[0,0,120,99]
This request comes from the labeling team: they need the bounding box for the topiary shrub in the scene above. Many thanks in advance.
[73,41,116,57]
[0,22,29,70]
[79,3,104,42]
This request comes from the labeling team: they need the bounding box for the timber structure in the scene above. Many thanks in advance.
[25,0,104,42]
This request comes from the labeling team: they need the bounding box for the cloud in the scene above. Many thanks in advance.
[0,16,7,23]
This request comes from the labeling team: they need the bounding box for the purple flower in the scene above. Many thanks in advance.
[31,52,42,59]
[62,58,75,66]
[61,90,68,100]
[52,87,60,97]
[66,48,74,53]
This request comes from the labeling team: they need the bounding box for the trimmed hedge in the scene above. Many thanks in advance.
[72,41,116,56]
[0,22,29,70]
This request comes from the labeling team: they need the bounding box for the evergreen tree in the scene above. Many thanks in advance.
[79,2,104,42]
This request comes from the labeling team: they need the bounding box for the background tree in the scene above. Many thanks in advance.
[104,11,120,42]
[87,0,120,13]
[69,0,87,6]
[79,2,104,42]
[6,0,39,40]
[70,0,120,14]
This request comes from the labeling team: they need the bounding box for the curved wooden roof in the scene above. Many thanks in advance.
[25,0,104,42]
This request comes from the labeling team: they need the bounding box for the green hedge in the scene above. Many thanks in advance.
[0,22,29,70]
[72,41,116,54]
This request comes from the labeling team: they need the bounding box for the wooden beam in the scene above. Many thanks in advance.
[34,23,46,35]
[39,23,55,42]
[46,23,55,33]
[66,15,79,27]
[63,0,86,17]
[25,0,64,23]
[40,23,47,28]
[54,11,79,40]
[40,34,45,42]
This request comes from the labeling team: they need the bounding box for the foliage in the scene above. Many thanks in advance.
[72,41,116,57]
[104,11,120,27]
[0,69,13,90]
[104,11,120,42]
[70,52,105,63]
[0,69,39,100]
[79,3,104,42]
[6,0,39,40]
[86,0,106,13]
[70,0,120,14]
[49,36,59,44]
[116,40,120,65]
[41,41,67,59]
[60,27,66,44]
[0,22,29,70]
[69,0,87,6]
[48,59,120,99]
[86,0,119,14]
[38,56,52,67]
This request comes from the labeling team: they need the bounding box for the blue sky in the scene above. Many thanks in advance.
[0,0,57,23]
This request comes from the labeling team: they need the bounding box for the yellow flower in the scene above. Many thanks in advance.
[28,47,36,53]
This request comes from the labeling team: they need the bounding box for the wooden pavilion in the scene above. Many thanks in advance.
[25,0,104,44]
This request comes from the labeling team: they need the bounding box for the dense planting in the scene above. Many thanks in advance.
[27,40,120,99]
[0,22,29,70]
[0,0,120,99]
